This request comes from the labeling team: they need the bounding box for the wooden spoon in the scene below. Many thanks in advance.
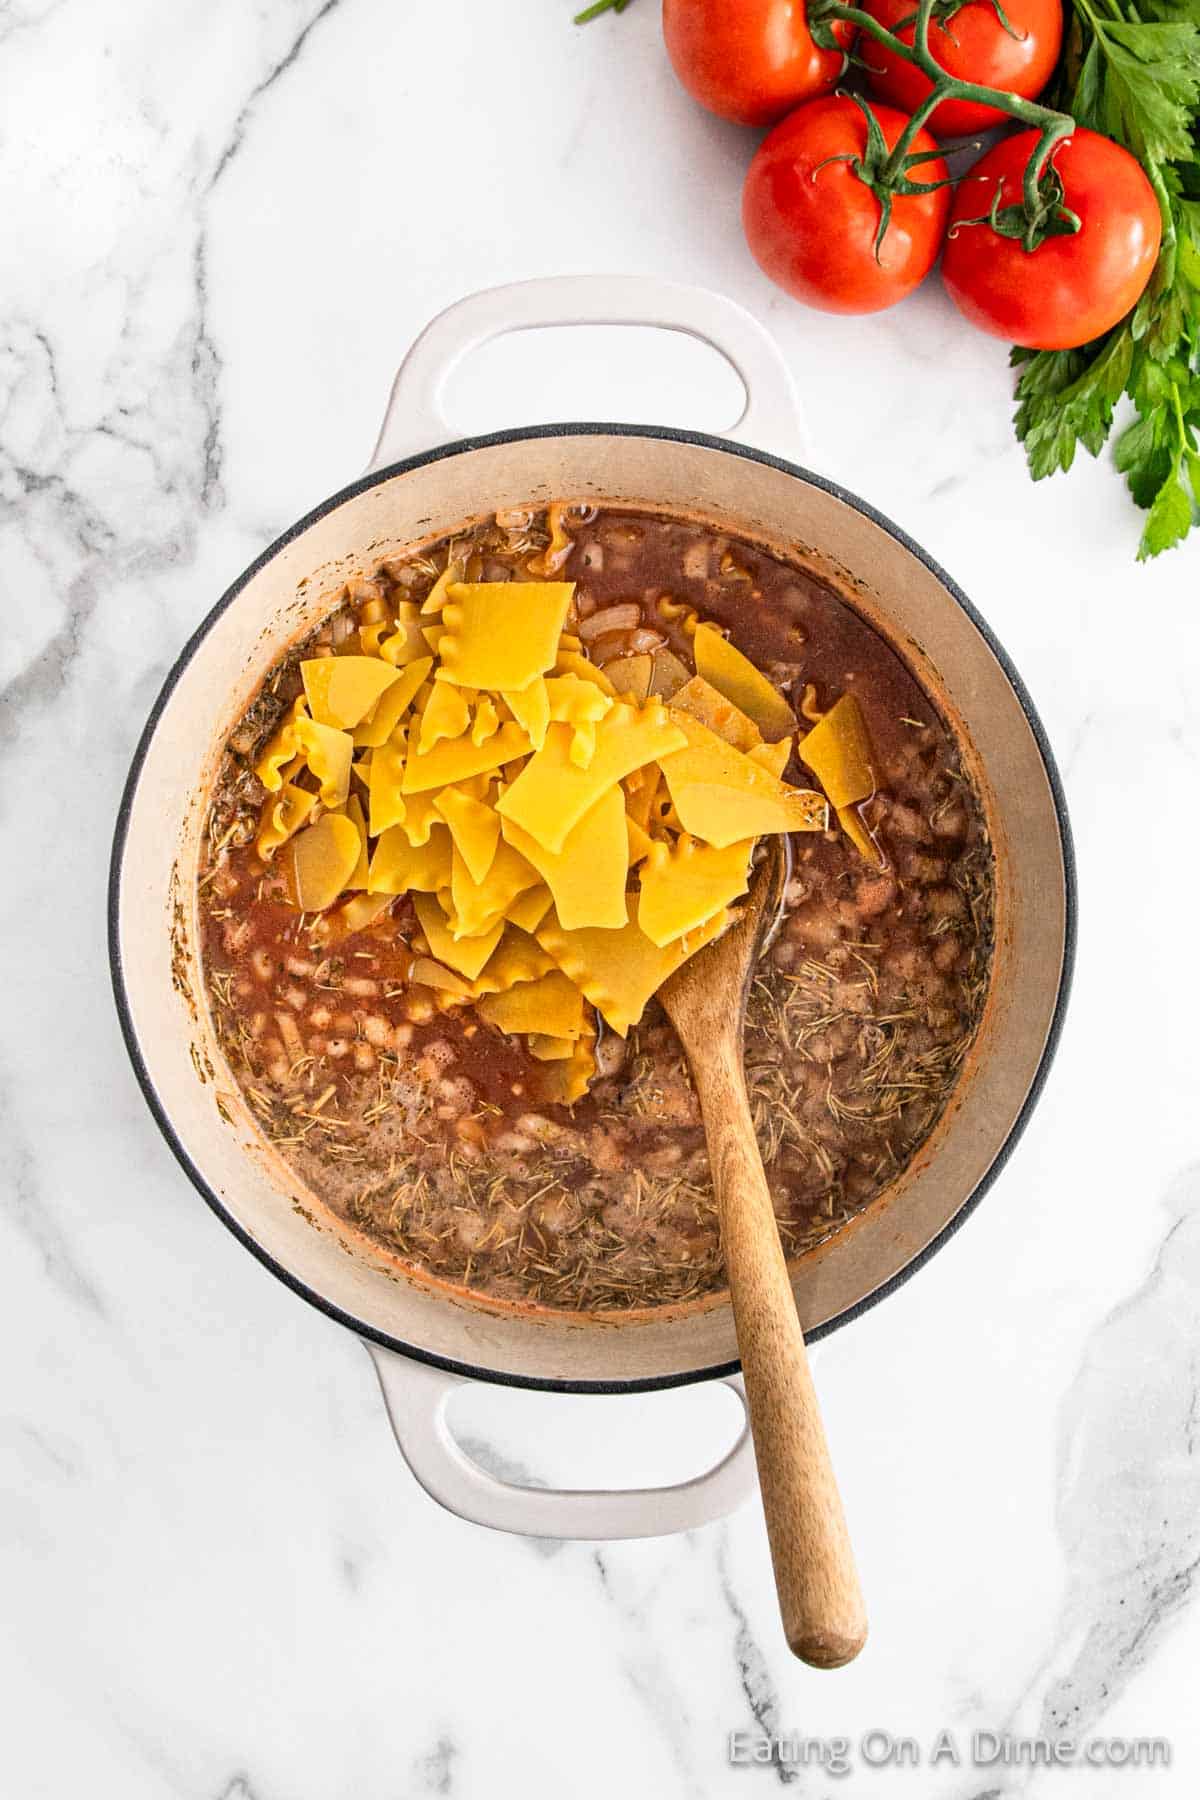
[660,840,867,1669]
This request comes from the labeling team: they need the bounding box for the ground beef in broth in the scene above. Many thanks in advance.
[199,506,993,1313]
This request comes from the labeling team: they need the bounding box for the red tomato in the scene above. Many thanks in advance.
[941,128,1162,349]
[742,97,951,313]
[662,0,852,127]
[860,0,1063,139]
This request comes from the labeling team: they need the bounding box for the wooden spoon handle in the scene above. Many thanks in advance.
[692,1038,867,1669]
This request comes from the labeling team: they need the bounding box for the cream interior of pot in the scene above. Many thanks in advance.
[115,432,1067,1386]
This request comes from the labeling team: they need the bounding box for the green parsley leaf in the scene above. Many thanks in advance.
[1011,0,1200,558]
[1089,22,1200,163]
[1138,460,1195,556]
[1013,330,1133,476]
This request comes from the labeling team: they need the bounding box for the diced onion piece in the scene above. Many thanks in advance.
[589,632,636,667]
[578,603,640,641]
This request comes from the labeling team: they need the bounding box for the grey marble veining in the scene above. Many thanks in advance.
[1,1,1198,1796]
[1036,1166,1200,1740]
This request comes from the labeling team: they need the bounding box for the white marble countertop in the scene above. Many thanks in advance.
[3,2,1199,1795]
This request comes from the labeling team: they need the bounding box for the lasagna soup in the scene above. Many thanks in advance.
[199,505,993,1312]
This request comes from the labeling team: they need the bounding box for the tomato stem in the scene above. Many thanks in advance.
[573,0,630,20]
[810,0,1078,248]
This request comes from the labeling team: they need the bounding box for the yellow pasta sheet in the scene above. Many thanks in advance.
[368,736,408,836]
[637,835,753,947]
[797,694,876,808]
[500,785,630,931]
[669,675,762,753]
[255,783,316,861]
[433,786,501,885]
[253,697,309,792]
[413,893,505,981]
[471,926,556,994]
[692,622,796,740]
[301,655,401,730]
[477,971,587,1040]
[379,602,431,668]
[287,813,361,912]
[353,656,432,748]
[497,703,686,854]
[449,838,540,938]
[402,720,531,795]
[438,582,574,690]
[294,715,353,809]
[367,823,452,895]
[537,900,729,1037]
[659,714,826,847]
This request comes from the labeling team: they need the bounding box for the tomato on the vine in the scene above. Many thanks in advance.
[941,128,1162,349]
[742,96,951,313]
[859,0,1063,139]
[662,0,853,127]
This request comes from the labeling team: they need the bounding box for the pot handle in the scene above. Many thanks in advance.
[367,274,807,469]
[365,1343,758,1539]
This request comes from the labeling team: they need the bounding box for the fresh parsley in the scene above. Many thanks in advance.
[1012,0,1200,558]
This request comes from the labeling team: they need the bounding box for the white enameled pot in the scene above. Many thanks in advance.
[110,276,1074,1540]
